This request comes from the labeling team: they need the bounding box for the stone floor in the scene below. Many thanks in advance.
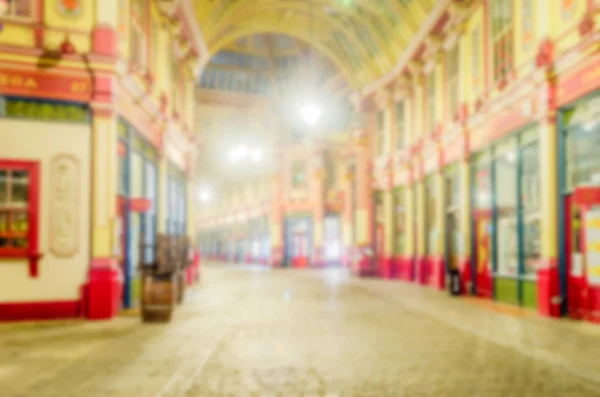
[1,264,600,397]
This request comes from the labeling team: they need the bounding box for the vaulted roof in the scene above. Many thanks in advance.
[194,0,441,89]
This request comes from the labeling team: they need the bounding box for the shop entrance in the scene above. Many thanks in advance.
[565,187,600,323]
[324,214,342,267]
[285,217,312,268]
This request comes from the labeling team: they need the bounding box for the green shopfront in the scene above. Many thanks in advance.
[471,125,541,309]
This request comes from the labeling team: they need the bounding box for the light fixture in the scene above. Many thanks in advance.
[301,102,322,127]
[198,188,212,203]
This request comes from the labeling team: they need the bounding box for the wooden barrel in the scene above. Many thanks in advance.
[141,273,175,322]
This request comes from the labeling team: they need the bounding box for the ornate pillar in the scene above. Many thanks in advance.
[87,97,121,320]
[382,183,395,279]
[270,171,285,267]
[342,161,355,268]
[312,149,326,268]
[353,105,376,276]
[537,69,561,317]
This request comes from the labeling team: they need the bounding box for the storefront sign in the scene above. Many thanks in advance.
[585,208,600,286]
[130,198,152,213]
[0,69,91,102]
[557,56,600,106]
[472,97,536,152]
[0,97,90,123]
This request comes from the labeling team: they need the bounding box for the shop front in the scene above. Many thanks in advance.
[471,126,541,308]
[284,215,313,268]
[444,163,461,292]
[324,213,342,267]
[117,121,158,309]
[559,92,600,323]
[0,95,93,320]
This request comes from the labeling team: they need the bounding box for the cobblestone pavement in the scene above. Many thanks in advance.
[1,264,600,397]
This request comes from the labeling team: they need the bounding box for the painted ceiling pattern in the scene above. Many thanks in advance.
[195,0,438,88]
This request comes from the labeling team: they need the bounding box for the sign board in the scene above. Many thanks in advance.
[584,208,600,286]
[130,198,152,213]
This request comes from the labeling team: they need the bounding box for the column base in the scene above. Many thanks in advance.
[415,257,427,285]
[271,247,284,268]
[393,256,414,281]
[378,256,393,279]
[537,259,561,318]
[458,256,472,295]
[353,245,377,277]
[85,257,122,320]
[428,256,446,291]
[312,247,326,268]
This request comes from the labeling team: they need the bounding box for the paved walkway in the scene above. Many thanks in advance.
[1,264,600,397]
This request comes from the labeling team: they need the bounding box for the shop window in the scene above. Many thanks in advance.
[0,161,39,258]
[130,0,148,71]
[4,0,33,19]
[565,99,600,190]
[426,72,436,134]
[376,110,385,156]
[395,100,405,150]
[446,45,460,119]
[494,139,519,276]
[521,140,541,276]
[491,0,514,84]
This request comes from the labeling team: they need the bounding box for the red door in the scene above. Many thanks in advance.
[474,211,493,298]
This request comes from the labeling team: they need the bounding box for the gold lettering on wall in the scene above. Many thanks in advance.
[50,154,80,258]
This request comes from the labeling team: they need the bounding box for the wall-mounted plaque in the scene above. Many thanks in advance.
[50,154,80,257]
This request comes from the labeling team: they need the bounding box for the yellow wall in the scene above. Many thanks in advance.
[0,120,90,302]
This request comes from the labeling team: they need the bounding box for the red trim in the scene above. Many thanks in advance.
[0,160,41,278]
[0,300,81,322]
[0,67,91,102]
[557,54,600,107]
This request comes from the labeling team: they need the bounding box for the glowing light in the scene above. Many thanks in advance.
[300,102,322,127]
[198,188,212,203]
[251,149,263,163]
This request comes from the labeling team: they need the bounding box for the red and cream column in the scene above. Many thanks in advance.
[89,99,121,320]
[87,0,121,320]
[381,91,396,279]
[270,170,285,267]
[312,148,326,268]
[342,161,355,268]
[352,101,376,276]
[537,66,560,317]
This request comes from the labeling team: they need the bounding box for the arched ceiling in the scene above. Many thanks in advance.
[194,0,439,89]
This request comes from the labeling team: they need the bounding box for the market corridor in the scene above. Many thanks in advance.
[1,264,600,397]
